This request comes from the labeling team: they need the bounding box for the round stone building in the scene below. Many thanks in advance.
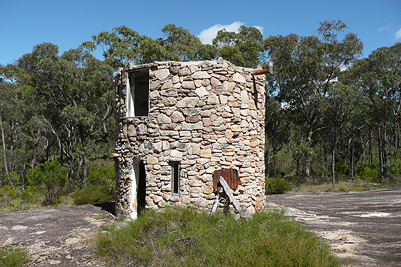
[113,58,266,219]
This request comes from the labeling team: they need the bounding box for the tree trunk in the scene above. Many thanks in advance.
[382,119,387,180]
[369,131,373,165]
[378,126,382,179]
[331,143,336,184]
[0,112,13,187]
[265,146,269,179]
[350,137,355,180]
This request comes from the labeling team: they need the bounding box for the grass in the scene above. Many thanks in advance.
[0,247,30,267]
[94,206,341,266]
[295,180,386,193]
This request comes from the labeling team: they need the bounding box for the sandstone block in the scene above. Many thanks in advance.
[192,71,211,79]
[171,111,185,122]
[203,185,214,195]
[153,69,170,80]
[177,97,199,108]
[200,149,211,158]
[195,86,209,98]
[157,114,172,124]
[127,125,136,137]
[147,156,158,164]
[182,80,195,90]
[207,93,220,105]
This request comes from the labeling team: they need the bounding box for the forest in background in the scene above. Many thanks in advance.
[0,20,400,208]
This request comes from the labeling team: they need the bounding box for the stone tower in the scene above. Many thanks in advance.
[113,58,266,219]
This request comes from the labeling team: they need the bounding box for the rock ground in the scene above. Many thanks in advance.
[0,203,114,266]
[268,189,401,266]
[1,189,401,266]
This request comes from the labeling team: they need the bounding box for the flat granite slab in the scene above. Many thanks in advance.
[268,189,401,267]
[0,203,115,266]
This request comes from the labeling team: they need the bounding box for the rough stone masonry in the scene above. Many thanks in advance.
[113,57,266,219]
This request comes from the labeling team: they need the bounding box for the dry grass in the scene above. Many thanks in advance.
[295,180,385,193]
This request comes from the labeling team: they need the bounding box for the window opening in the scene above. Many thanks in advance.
[127,69,149,117]
[170,162,180,195]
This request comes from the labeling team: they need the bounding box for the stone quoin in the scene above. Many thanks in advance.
[114,58,266,220]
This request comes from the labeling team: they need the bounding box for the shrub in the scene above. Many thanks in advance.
[0,247,30,266]
[359,163,379,182]
[386,158,401,183]
[73,184,114,205]
[266,177,293,194]
[72,164,115,205]
[87,164,115,192]
[27,160,67,205]
[94,207,340,266]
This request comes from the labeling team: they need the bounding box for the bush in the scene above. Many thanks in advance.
[27,160,67,205]
[72,164,115,205]
[73,184,114,205]
[87,164,115,192]
[95,207,340,266]
[359,163,379,182]
[266,177,293,194]
[0,247,30,266]
[386,158,401,183]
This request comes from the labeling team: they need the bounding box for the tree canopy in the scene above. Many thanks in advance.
[1,21,401,205]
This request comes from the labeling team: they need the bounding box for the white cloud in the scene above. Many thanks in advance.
[395,27,401,40]
[198,21,244,44]
[197,22,265,44]
[252,26,264,34]
[378,23,392,32]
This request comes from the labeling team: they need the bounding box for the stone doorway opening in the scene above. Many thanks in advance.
[130,159,147,219]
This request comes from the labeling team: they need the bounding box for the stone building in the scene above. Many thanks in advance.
[113,58,266,220]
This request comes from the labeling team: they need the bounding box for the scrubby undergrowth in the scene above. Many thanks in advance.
[95,207,341,267]
[296,180,389,193]
[0,247,30,267]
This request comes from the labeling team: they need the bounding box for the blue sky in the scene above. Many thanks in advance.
[1,0,400,65]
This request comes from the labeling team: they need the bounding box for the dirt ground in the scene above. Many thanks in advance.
[268,189,401,267]
[1,190,400,266]
[0,203,115,266]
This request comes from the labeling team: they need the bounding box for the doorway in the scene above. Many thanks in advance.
[130,159,147,219]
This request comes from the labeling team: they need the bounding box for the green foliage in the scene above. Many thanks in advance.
[297,180,383,193]
[72,164,115,205]
[292,142,313,183]
[266,178,293,194]
[0,185,16,198]
[386,158,401,183]
[358,163,379,182]
[213,25,265,67]
[0,247,30,267]
[73,184,114,205]
[0,199,32,213]
[95,207,340,266]
[0,185,35,213]
[27,160,67,205]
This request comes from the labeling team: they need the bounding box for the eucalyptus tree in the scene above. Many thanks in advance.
[0,71,16,187]
[17,43,115,186]
[265,97,291,178]
[265,20,363,181]
[82,24,218,66]
[320,84,364,183]
[213,25,265,68]
[347,42,401,180]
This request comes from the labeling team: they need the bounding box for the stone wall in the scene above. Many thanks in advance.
[114,58,265,219]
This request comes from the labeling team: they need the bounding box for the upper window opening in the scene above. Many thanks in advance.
[127,69,149,117]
